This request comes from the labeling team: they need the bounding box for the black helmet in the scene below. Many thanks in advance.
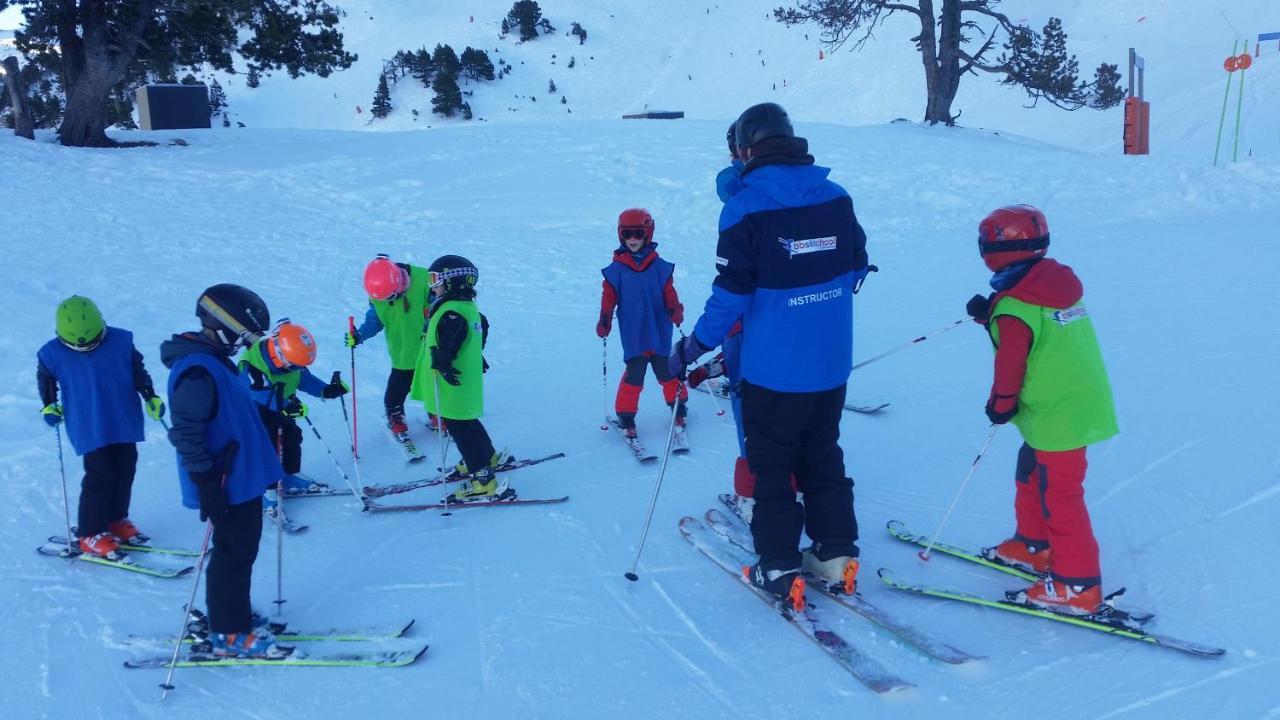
[428,255,479,297]
[725,121,738,158]
[196,283,270,350]
[734,102,793,152]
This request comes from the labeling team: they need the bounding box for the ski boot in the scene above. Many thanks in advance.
[108,517,148,545]
[743,563,806,612]
[985,536,1052,575]
[207,630,292,659]
[386,412,409,435]
[444,469,503,504]
[1018,578,1102,616]
[78,531,120,559]
[616,413,638,440]
[454,448,514,477]
[282,473,329,496]
[186,608,284,641]
[426,414,447,434]
[802,543,860,595]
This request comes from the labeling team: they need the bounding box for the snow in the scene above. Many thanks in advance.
[4,0,1280,716]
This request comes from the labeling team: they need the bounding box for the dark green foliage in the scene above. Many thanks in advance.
[431,70,463,116]
[462,101,473,120]
[1090,63,1124,109]
[568,56,576,68]
[505,1,543,42]
[432,44,461,77]
[548,79,556,94]
[246,66,262,88]
[570,22,587,45]
[208,79,229,117]
[372,72,393,118]
[7,0,357,146]
[460,47,496,81]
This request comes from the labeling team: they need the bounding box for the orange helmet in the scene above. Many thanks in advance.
[363,254,409,300]
[266,320,317,370]
[617,208,655,244]
[978,205,1049,272]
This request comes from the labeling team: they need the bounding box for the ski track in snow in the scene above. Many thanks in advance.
[1094,656,1280,720]
[1214,482,1280,519]
[1090,439,1200,510]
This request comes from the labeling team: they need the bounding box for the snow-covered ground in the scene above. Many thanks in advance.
[3,114,1278,717]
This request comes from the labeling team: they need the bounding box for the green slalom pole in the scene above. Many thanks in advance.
[1214,40,1239,166]
[1232,57,1247,162]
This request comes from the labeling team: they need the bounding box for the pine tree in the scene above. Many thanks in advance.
[460,48,496,82]
[462,102,473,120]
[246,66,261,89]
[568,56,576,69]
[433,44,461,78]
[548,79,556,94]
[372,73,393,118]
[411,48,437,88]
[208,79,229,118]
[505,1,543,42]
[570,22,587,45]
[431,71,463,117]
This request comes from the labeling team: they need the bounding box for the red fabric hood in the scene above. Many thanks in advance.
[612,243,661,272]
[1000,258,1082,310]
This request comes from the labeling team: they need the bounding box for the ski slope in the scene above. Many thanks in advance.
[2,113,1278,717]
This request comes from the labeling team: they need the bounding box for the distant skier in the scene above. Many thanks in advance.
[346,254,440,437]
[669,102,873,602]
[37,296,165,557]
[597,207,688,440]
[410,255,510,502]
[238,319,349,505]
[162,284,288,658]
[965,205,1118,616]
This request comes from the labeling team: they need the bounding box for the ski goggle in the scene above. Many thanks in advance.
[429,267,478,288]
[61,328,107,352]
[619,227,649,241]
[198,295,265,348]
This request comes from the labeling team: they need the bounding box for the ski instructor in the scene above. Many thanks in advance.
[668,102,874,603]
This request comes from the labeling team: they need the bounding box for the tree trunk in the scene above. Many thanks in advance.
[59,69,120,147]
[915,0,950,125]
[1,57,35,140]
[925,0,964,125]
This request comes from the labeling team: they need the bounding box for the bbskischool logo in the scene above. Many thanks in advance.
[1051,305,1089,326]
[777,235,837,258]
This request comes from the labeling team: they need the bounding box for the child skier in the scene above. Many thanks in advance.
[163,283,287,658]
[597,208,688,440]
[345,254,437,441]
[238,319,349,499]
[410,255,508,502]
[965,204,1119,616]
[37,296,165,557]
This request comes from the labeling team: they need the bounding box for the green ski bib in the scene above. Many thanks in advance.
[410,299,484,420]
[989,295,1118,451]
[371,265,431,370]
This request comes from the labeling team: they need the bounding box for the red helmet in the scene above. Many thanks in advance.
[266,320,317,370]
[978,205,1050,272]
[617,208,655,244]
[363,254,409,300]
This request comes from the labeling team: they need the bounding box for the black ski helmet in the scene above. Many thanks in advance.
[726,121,738,159]
[428,255,479,296]
[196,283,270,350]
[734,102,793,153]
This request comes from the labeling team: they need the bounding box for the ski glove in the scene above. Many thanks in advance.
[966,293,993,324]
[668,334,710,380]
[144,395,166,421]
[344,329,362,348]
[283,397,309,419]
[985,396,1018,425]
[595,312,612,338]
[430,347,462,386]
[668,303,685,326]
[321,375,350,399]
[192,472,227,523]
[687,353,726,389]
[41,403,63,427]
[852,264,879,294]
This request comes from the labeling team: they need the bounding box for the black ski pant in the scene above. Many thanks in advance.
[741,381,858,572]
[206,495,264,634]
[257,406,302,475]
[78,443,138,536]
[385,368,415,417]
[447,418,495,475]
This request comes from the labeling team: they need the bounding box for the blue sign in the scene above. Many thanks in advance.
[1259,31,1280,42]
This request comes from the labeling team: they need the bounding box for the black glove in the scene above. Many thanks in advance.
[430,347,461,386]
[321,372,350,399]
[192,471,228,523]
[985,397,1018,425]
[966,293,992,324]
[482,357,490,373]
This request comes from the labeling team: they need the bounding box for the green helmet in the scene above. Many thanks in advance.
[56,296,106,351]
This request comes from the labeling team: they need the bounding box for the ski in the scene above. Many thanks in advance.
[672,425,690,454]
[878,568,1224,658]
[844,401,889,414]
[362,452,567,498]
[885,520,1154,624]
[282,485,353,498]
[704,508,981,665]
[36,543,193,578]
[680,517,913,693]
[265,505,309,534]
[125,618,416,646]
[608,417,657,463]
[691,380,731,399]
[363,494,569,512]
[124,643,429,669]
[48,534,199,558]
[393,429,427,464]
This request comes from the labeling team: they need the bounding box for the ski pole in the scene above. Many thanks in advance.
[432,372,456,518]
[918,424,999,562]
[161,441,236,701]
[336,373,367,506]
[852,319,966,372]
[273,421,286,615]
[159,520,213,701]
[347,316,359,459]
[53,425,74,554]
[600,336,610,430]
[625,380,686,582]
[302,413,361,497]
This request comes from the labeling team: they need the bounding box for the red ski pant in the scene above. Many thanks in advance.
[1013,443,1100,585]
[615,354,687,416]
